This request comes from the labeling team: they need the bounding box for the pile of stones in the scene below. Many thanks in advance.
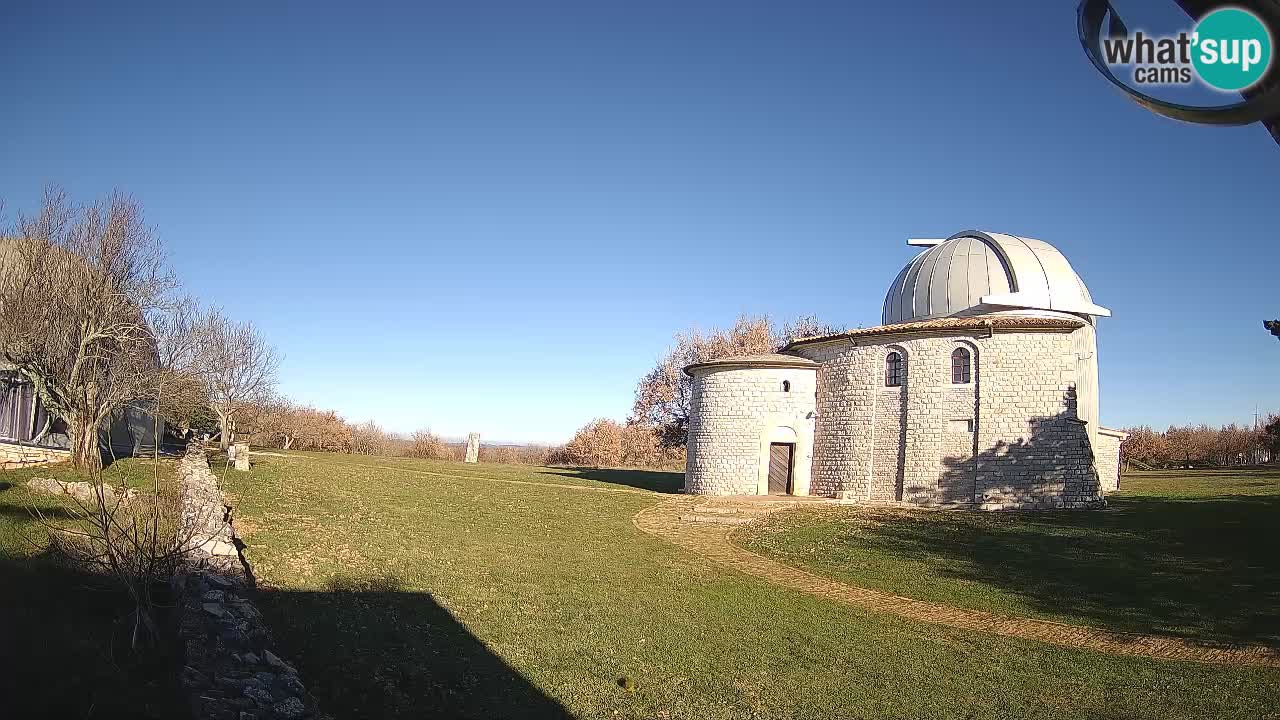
[174,445,326,720]
[24,476,138,506]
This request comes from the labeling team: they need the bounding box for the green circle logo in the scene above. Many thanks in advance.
[1191,7,1273,91]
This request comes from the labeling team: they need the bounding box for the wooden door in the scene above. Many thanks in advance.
[768,443,794,495]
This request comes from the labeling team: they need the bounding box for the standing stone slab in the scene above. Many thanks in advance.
[234,442,250,471]
[464,433,480,464]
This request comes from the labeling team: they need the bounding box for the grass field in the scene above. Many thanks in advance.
[739,467,1280,648]
[220,452,1280,720]
[0,457,185,720]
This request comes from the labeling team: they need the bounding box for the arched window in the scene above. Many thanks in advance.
[782,380,791,392]
[951,347,971,384]
[885,351,904,387]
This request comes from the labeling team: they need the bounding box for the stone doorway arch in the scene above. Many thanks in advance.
[755,423,811,496]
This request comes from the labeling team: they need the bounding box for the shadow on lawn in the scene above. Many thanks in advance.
[0,551,186,720]
[780,396,1280,647]
[914,399,1280,645]
[0,480,184,719]
[256,575,573,720]
[0,501,81,521]
[849,493,1280,647]
[538,467,684,494]
[1,476,569,720]
[832,398,1278,646]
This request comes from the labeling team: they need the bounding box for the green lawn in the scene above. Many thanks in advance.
[222,452,1280,720]
[0,457,184,720]
[739,467,1280,648]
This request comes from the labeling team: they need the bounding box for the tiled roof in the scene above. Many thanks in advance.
[683,353,818,376]
[783,315,1086,349]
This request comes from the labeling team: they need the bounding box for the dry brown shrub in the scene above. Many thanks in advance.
[630,315,836,447]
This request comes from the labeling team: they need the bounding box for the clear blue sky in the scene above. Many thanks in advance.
[3,0,1275,443]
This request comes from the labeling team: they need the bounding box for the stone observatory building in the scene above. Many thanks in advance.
[683,230,1127,510]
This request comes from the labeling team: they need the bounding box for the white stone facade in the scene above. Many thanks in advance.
[1096,428,1127,492]
[684,358,817,496]
[680,230,1125,510]
[789,321,1110,509]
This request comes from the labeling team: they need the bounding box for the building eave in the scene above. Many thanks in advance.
[782,316,1087,351]
[683,354,819,377]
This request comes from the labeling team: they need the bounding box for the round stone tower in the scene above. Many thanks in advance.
[683,354,817,496]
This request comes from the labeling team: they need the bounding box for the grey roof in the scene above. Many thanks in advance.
[882,231,1110,325]
[683,353,818,377]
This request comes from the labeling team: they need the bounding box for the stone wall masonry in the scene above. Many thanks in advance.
[793,324,1110,510]
[685,366,817,495]
[869,386,906,502]
[971,327,1102,510]
[175,445,327,720]
[0,441,71,469]
[25,476,138,506]
[1096,429,1125,492]
[803,345,866,499]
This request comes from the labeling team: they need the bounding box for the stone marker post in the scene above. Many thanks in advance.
[464,433,480,464]
[233,442,250,471]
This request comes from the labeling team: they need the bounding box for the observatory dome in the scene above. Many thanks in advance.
[881,230,1110,326]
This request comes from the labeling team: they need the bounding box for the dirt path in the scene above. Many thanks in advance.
[633,497,1280,668]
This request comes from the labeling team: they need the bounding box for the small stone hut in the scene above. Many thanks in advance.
[683,230,1127,510]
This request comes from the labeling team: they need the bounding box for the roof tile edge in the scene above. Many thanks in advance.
[782,316,1086,351]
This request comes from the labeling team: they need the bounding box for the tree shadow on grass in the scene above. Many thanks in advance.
[538,467,684,494]
[0,555,574,720]
[845,492,1280,646]
[256,575,573,720]
[0,501,80,521]
[901,399,1280,645]
[0,551,186,720]
[778,396,1280,647]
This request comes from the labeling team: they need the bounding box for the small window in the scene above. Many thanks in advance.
[885,351,904,387]
[951,347,971,384]
[782,380,791,393]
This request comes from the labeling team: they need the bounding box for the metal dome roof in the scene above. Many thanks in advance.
[881,230,1110,325]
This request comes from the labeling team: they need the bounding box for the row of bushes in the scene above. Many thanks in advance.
[234,403,684,469]
[1121,417,1279,469]
[239,403,1280,473]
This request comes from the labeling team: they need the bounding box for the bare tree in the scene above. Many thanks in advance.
[247,401,352,452]
[289,405,352,452]
[1263,414,1280,462]
[777,315,841,346]
[148,296,211,436]
[193,310,280,450]
[630,315,838,447]
[246,397,300,450]
[408,428,453,459]
[350,419,393,456]
[0,188,176,471]
[1119,426,1167,471]
[553,418,685,468]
